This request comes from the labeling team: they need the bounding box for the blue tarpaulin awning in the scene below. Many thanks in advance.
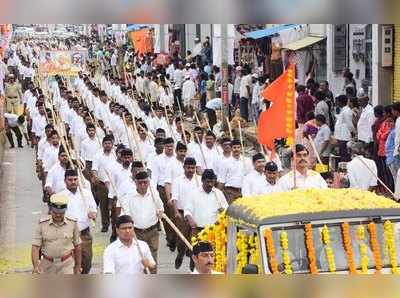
[244,24,299,39]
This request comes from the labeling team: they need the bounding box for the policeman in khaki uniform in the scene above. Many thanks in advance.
[31,194,82,274]
[4,74,23,114]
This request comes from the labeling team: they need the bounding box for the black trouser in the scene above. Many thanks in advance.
[338,140,350,162]
[6,126,22,147]
[174,88,182,111]
[200,93,207,111]
[206,108,217,130]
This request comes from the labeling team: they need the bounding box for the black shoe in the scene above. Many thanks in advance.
[189,258,195,272]
[101,226,109,233]
[167,241,176,252]
[9,145,15,149]
[175,256,184,270]
[18,145,23,148]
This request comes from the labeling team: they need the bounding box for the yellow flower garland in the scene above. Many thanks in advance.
[321,225,336,272]
[236,231,249,274]
[383,220,399,274]
[357,225,369,274]
[367,222,382,273]
[280,231,293,274]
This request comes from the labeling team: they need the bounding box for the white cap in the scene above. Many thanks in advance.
[185,63,190,67]
[185,75,190,79]
[357,88,367,98]
[252,74,259,79]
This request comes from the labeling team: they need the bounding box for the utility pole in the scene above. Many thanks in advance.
[221,24,230,133]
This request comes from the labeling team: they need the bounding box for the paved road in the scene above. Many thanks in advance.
[0,145,190,274]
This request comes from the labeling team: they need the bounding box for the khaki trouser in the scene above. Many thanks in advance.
[223,186,242,205]
[39,256,74,274]
[80,229,93,274]
[93,181,110,228]
[174,210,191,259]
[6,97,19,114]
[135,226,159,274]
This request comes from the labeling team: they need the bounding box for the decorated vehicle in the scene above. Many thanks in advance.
[192,189,400,274]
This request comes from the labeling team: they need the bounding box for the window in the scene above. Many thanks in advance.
[333,24,348,72]
[365,24,373,84]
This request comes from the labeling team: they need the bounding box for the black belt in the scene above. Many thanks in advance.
[225,186,241,192]
[80,227,90,235]
[7,96,18,98]
[134,223,158,233]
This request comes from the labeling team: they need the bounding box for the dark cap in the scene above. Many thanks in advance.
[192,241,214,256]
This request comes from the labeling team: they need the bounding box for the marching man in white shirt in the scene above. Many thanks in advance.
[170,157,200,269]
[242,153,267,197]
[122,171,164,273]
[185,169,228,271]
[44,146,70,198]
[59,169,97,274]
[103,215,156,274]
[277,144,328,191]
[356,91,375,154]
[218,139,252,204]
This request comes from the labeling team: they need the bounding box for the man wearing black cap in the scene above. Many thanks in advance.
[185,169,228,238]
[261,161,280,194]
[191,241,221,274]
[164,142,187,203]
[32,194,82,274]
[170,157,201,269]
[150,137,176,250]
[277,144,328,191]
[123,171,164,273]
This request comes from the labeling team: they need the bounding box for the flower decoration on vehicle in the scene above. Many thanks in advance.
[383,220,399,274]
[304,223,318,274]
[341,223,357,274]
[321,225,336,273]
[368,222,382,274]
[280,231,293,274]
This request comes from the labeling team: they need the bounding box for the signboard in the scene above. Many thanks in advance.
[38,50,87,76]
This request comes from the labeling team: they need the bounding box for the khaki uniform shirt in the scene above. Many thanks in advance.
[32,216,81,258]
[5,82,22,99]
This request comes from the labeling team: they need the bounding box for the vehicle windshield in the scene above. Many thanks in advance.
[261,219,400,273]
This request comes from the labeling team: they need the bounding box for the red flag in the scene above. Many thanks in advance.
[257,64,296,152]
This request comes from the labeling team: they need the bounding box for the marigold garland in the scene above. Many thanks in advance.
[383,221,399,274]
[248,234,261,272]
[304,223,318,274]
[341,223,357,274]
[368,222,382,273]
[321,225,336,272]
[280,231,293,274]
[357,225,369,274]
[264,228,279,274]
[236,231,249,274]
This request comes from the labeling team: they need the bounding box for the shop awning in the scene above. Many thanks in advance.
[283,36,325,51]
[244,24,299,39]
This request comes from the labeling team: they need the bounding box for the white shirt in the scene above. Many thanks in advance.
[37,138,51,161]
[103,239,155,274]
[242,170,269,197]
[80,137,101,162]
[45,162,66,193]
[314,124,331,157]
[92,151,116,183]
[182,79,196,104]
[334,106,354,141]
[61,188,97,231]
[357,104,375,143]
[347,155,378,190]
[171,174,201,210]
[31,114,47,138]
[123,186,164,229]
[173,69,184,89]
[277,170,328,192]
[150,153,175,186]
[4,113,19,127]
[184,187,228,228]
[164,158,184,184]
[42,145,60,172]
[219,156,252,188]
[239,74,251,99]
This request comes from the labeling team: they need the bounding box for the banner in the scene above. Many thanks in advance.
[129,29,153,55]
[38,50,87,76]
[258,64,296,152]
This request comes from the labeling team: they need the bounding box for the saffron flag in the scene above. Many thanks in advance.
[129,29,154,55]
[257,64,296,151]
